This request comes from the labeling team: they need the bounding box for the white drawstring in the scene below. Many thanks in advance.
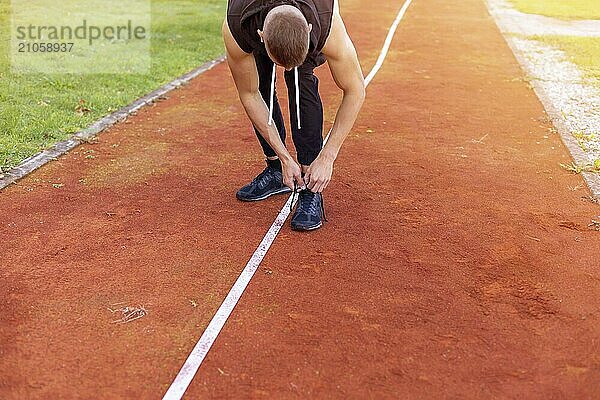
[294,67,301,129]
[268,63,276,126]
[267,63,301,130]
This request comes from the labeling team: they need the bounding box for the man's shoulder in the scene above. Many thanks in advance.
[223,19,252,59]
[225,0,255,54]
[320,8,348,57]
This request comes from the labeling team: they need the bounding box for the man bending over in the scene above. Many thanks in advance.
[224,0,365,230]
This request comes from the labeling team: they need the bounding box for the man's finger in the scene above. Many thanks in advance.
[302,172,310,188]
[318,179,330,193]
[307,177,318,191]
[284,177,294,190]
[303,172,310,186]
[318,181,326,193]
[312,178,325,192]
[294,174,304,191]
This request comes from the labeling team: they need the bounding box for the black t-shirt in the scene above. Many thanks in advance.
[227,0,334,66]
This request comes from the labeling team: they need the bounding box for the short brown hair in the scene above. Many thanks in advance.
[264,8,309,69]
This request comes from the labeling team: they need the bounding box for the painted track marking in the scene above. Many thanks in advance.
[162,1,413,398]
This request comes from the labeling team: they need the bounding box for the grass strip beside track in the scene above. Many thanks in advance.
[508,0,600,20]
[0,0,225,173]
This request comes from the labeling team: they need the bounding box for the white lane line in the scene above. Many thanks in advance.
[365,0,413,86]
[162,1,412,398]
[162,199,294,399]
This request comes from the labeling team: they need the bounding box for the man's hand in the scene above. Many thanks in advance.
[282,158,304,191]
[305,154,335,193]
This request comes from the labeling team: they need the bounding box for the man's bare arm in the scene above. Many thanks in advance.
[222,20,302,189]
[304,9,365,192]
[321,8,365,160]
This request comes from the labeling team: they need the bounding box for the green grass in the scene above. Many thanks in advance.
[0,0,225,172]
[509,0,600,20]
[532,35,600,85]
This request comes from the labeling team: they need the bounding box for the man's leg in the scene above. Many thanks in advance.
[284,62,324,169]
[236,52,291,202]
[253,52,287,163]
[284,62,326,230]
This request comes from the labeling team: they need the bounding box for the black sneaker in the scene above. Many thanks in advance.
[290,189,326,231]
[236,163,291,201]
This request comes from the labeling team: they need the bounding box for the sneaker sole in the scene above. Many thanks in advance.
[290,221,323,231]
[236,187,292,202]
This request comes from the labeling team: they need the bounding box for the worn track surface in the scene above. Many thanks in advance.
[1,0,599,398]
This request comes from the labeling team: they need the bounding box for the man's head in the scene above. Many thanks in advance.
[258,5,312,70]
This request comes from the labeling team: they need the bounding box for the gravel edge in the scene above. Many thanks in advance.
[485,0,600,198]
